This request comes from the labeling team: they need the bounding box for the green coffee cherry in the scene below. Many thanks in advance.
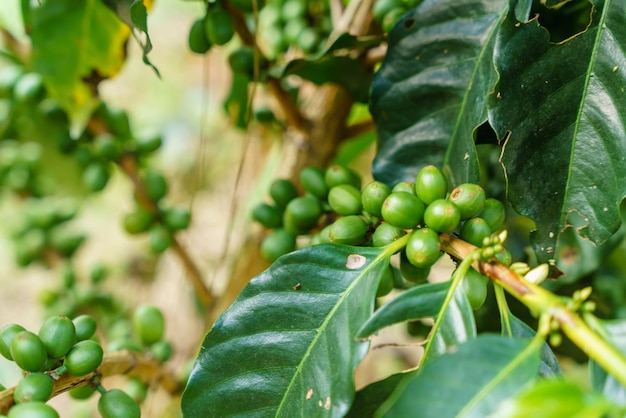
[328,215,368,245]
[204,7,235,46]
[400,252,430,284]
[462,268,489,310]
[106,108,132,138]
[376,267,394,298]
[372,223,406,247]
[161,209,188,232]
[150,340,173,362]
[284,195,322,231]
[8,402,59,418]
[49,230,86,257]
[460,218,492,247]
[144,171,168,202]
[477,198,506,231]
[261,229,296,261]
[11,331,47,372]
[254,107,275,123]
[83,163,110,192]
[125,377,148,403]
[449,183,486,219]
[297,27,320,53]
[64,340,104,376]
[123,207,155,234]
[282,0,306,19]
[13,73,45,103]
[73,315,97,341]
[98,389,141,418]
[136,135,163,155]
[382,7,407,32]
[324,164,361,189]
[94,135,120,160]
[14,372,54,404]
[269,179,298,208]
[392,181,415,195]
[361,181,391,218]
[188,18,211,54]
[252,203,282,229]
[423,199,460,233]
[405,228,441,268]
[0,323,26,360]
[149,225,172,254]
[328,184,362,216]
[69,385,96,400]
[373,0,404,21]
[133,305,165,346]
[38,316,76,359]
[299,166,328,199]
[381,192,425,229]
[415,165,448,205]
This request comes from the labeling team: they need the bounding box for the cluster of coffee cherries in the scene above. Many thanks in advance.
[253,164,508,301]
[0,306,170,417]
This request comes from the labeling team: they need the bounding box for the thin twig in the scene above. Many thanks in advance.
[344,118,376,140]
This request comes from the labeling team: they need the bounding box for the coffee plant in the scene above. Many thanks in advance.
[1,0,626,417]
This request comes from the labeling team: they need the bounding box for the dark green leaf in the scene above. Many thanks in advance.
[493,379,617,417]
[370,0,507,188]
[590,318,626,406]
[30,0,130,123]
[357,281,448,337]
[508,313,562,377]
[182,245,389,417]
[358,281,476,363]
[378,335,541,417]
[488,0,626,263]
[284,56,373,103]
[345,373,408,418]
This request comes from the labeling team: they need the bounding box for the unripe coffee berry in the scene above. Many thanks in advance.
[328,184,362,216]
[362,181,391,218]
[382,192,425,229]
[405,228,441,268]
[415,165,447,204]
[423,199,460,232]
[449,183,486,219]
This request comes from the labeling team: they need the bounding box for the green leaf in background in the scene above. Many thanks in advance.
[346,373,408,418]
[181,245,389,417]
[378,335,541,418]
[358,281,476,363]
[129,0,160,77]
[30,0,130,125]
[369,0,507,188]
[224,73,250,129]
[589,318,626,406]
[283,56,373,103]
[508,313,562,377]
[488,0,626,263]
[492,379,617,418]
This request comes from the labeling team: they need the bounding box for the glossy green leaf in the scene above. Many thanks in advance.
[589,318,626,406]
[358,281,476,362]
[493,379,617,418]
[370,0,507,188]
[181,245,389,417]
[345,373,407,418]
[488,0,626,263]
[358,282,450,337]
[378,335,541,417]
[30,0,130,124]
[508,313,562,377]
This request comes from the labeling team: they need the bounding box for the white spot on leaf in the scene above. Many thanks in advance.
[346,254,366,269]
[305,388,314,400]
[325,397,331,410]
